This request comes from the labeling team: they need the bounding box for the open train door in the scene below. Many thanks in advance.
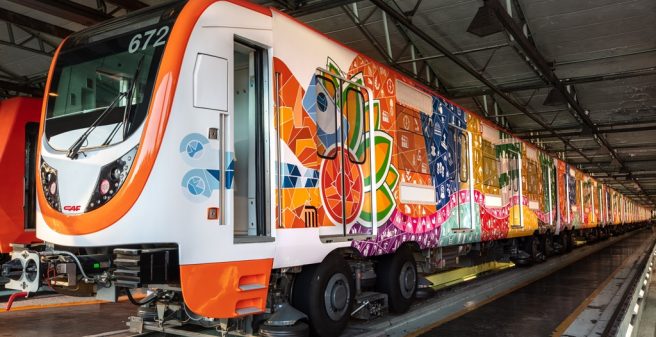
[506,143,523,228]
[310,69,377,242]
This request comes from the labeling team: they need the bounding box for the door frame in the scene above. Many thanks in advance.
[448,123,475,231]
[314,67,378,242]
[505,144,524,229]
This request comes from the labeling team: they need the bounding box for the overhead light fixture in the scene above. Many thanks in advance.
[467,4,504,37]
[543,88,567,106]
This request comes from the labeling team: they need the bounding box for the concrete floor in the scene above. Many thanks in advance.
[421,233,651,337]
[0,301,136,337]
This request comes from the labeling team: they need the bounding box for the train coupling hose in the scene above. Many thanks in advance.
[1,258,23,280]
[5,291,28,311]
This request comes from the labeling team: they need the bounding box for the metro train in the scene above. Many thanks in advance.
[0,98,41,264]
[1,1,651,336]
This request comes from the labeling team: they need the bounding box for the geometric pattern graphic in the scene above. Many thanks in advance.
[320,147,363,225]
[273,52,648,256]
[281,163,319,188]
[420,96,467,210]
[179,133,233,203]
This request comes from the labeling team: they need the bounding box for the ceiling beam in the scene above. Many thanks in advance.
[0,79,42,96]
[339,4,445,96]
[487,0,654,205]
[104,0,148,12]
[0,37,53,57]
[561,144,656,153]
[0,8,73,39]
[366,0,652,204]
[278,0,360,17]
[520,125,656,139]
[449,66,656,98]
[369,0,561,139]
[10,0,113,26]
[514,115,656,134]
[579,157,656,169]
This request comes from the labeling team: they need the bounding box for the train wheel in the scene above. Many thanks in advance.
[292,253,353,337]
[542,234,554,258]
[566,231,574,251]
[376,245,417,313]
[260,322,310,337]
[524,235,541,262]
[559,232,570,253]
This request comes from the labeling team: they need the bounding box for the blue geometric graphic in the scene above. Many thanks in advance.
[280,162,319,188]
[303,75,345,152]
[179,133,209,160]
[419,96,467,209]
[186,140,204,158]
[182,169,219,199]
[317,92,328,112]
[187,176,206,196]
[179,132,234,202]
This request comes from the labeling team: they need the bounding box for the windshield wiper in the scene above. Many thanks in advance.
[66,91,127,159]
[123,55,145,139]
[102,55,145,146]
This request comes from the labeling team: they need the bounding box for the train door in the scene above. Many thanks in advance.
[311,70,377,240]
[592,182,599,225]
[231,39,271,240]
[447,124,474,231]
[544,161,556,227]
[599,186,605,226]
[506,144,523,228]
[24,122,38,230]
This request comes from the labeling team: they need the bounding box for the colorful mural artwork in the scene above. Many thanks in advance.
[273,50,642,257]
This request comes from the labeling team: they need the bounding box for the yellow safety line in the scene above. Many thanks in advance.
[551,252,638,336]
[425,261,515,290]
[1,294,144,313]
[2,299,108,312]
[406,238,632,337]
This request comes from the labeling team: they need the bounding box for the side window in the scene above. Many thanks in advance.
[459,132,468,183]
[314,74,338,159]
[343,87,366,164]
[511,150,520,193]
[527,162,538,194]
[482,140,499,188]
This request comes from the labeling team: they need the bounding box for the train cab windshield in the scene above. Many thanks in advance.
[44,1,185,152]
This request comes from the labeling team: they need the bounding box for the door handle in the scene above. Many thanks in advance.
[220,114,226,226]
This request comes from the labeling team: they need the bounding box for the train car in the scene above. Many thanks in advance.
[0,97,41,263]
[1,1,651,336]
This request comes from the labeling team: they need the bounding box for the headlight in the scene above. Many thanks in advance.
[86,146,138,212]
[40,159,61,211]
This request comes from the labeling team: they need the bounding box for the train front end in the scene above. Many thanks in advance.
[2,2,187,300]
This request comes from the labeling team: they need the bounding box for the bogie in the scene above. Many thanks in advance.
[292,253,354,337]
[375,245,418,314]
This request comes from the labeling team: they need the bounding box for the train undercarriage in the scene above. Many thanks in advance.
[1,222,648,337]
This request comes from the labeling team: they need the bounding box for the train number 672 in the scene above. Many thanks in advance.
[128,26,170,53]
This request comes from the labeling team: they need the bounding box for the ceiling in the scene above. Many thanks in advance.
[0,0,654,207]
